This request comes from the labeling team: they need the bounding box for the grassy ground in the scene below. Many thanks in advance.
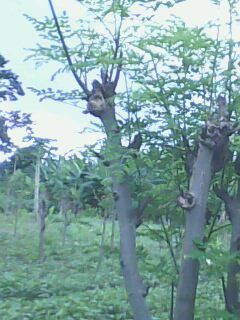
[0,213,168,320]
[0,213,228,320]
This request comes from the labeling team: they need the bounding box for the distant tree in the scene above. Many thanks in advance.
[8,170,33,237]
[0,54,32,154]
[22,136,56,222]
[0,111,32,154]
[0,54,24,102]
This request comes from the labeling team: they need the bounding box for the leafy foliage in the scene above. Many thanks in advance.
[0,54,32,153]
[0,54,24,101]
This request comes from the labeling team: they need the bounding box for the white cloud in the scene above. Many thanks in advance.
[171,0,220,26]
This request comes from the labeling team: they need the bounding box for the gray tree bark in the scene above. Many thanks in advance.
[227,207,240,317]
[214,187,240,316]
[86,86,152,320]
[174,142,214,320]
[174,96,231,320]
[111,206,117,250]
[96,210,107,272]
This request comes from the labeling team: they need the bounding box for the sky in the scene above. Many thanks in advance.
[0,0,231,157]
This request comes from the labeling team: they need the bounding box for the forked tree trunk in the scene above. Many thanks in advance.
[87,89,152,320]
[47,2,151,317]
[174,142,214,320]
[174,96,231,320]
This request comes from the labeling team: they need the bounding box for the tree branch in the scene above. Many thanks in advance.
[159,214,179,275]
[113,50,123,91]
[221,275,228,310]
[206,202,222,241]
[48,0,90,97]
[128,133,142,150]
[213,185,231,204]
[135,197,152,228]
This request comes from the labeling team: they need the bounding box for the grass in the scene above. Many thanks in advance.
[0,213,229,320]
[0,213,168,320]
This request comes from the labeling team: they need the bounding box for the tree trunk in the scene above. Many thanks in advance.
[174,142,214,320]
[114,180,151,320]
[226,209,240,316]
[86,87,152,320]
[47,3,151,316]
[39,198,47,262]
[111,205,117,250]
[13,163,19,237]
[62,209,68,247]
[34,155,41,222]
[4,185,10,215]
[214,188,240,316]
[61,199,69,247]
[96,211,107,272]
[175,95,231,319]
[13,156,17,174]
[13,207,19,237]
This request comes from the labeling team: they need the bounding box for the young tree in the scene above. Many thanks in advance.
[0,54,31,153]
[28,0,166,317]
[175,96,232,320]
[23,137,56,222]
[8,170,32,237]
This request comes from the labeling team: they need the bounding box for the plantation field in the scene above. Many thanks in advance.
[0,214,226,320]
[0,214,165,320]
